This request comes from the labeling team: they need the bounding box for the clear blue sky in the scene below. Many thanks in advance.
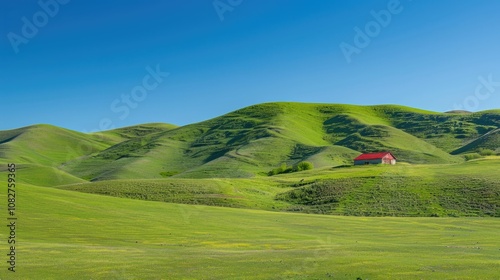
[2,0,500,132]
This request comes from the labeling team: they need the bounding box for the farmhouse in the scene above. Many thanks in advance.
[354,152,396,165]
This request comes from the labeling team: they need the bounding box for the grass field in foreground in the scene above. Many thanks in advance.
[0,184,499,279]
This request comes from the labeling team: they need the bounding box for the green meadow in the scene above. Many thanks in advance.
[1,102,499,278]
[0,183,499,279]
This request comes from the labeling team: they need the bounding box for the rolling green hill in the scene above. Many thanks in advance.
[92,122,178,143]
[1,102,500,181]
[1,102,499,216]
[58,102,500,180]
[335,124,461,163]
[0,124,111,166]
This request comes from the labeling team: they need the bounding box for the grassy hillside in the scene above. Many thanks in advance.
[0,103,499,277]
[60,178,291,210]
[385,110,500,152]
[452,128,500,154]
[0,163,86,187]
[0,102,498,180]
[277,158,500,217]
[92,122,177,142]
[58,158,500,217]
[1,183,499,279]
[335,125,460,163]
[0,124,111,166]
[277,174,499,217]
[58,102,491,180]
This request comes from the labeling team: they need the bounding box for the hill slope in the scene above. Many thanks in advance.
[2,103,500,180]
[0,124,111,166]
[62,103,474,179]
[451,128,500,154]
[0,103,499,217]
[58,157,500,217]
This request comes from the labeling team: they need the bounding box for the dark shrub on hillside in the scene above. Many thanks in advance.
[478,148,495,156]
[463,153,482,161]
[268,161,313,176]
[295,161,314,171]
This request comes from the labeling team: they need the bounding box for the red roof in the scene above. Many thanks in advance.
[354,152,395,161]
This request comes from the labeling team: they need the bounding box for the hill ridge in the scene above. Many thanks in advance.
[1,102,499,180]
